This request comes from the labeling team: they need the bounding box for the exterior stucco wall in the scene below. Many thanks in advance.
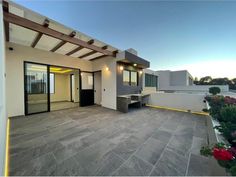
[161,85,229,92]
[117,62,143,95]
[92,56,117,110]
[5,42,92,117]
[156,70,171,89]
[157,70,194,89]
[0,3,7,175]
[148,92,206,112]
[170,71,188,86]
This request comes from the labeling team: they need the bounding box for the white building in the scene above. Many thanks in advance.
[156,70,193,90]
[143,69,229,93]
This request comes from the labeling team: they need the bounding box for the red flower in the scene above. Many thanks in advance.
[213,148,234,161]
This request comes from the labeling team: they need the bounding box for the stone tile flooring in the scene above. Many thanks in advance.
[9,106,213,176]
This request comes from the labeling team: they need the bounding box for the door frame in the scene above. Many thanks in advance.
[79,70,95,107]
[24,61,50,115]
[93,70,102,105]
[24,61,80,115]
[70,74,74,102]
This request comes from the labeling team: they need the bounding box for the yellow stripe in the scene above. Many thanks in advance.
[4,119,10,177]
[191,111,209,116]
[146,104,209,116]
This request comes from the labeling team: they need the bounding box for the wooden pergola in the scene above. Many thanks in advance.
[2,1,118,61]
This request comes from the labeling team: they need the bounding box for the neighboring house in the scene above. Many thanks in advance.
[143,69,229,93]
[142,69,193,93]
[156,70,193,90]
[142,69,158,93]
[155,70,228,93]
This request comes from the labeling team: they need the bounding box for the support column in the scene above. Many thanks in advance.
[0,2,7,176]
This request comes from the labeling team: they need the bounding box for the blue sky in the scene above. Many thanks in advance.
[14,0,236,78]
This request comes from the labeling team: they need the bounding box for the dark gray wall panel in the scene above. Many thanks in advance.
[117,62,143,95]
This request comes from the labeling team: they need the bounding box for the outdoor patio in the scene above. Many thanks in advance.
[9,106,212,176]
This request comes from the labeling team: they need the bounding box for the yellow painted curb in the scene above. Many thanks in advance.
[146,104,209,116]
[4,119,10,177]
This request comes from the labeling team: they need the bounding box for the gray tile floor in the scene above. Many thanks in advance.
[51,101,80,111]
[9,106,212,176]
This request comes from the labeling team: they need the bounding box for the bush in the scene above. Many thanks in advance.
[206,96,225,121]
[224,96,236,105]
[209,87,221,95]
[215,122,236,145]
[220,106,236,124]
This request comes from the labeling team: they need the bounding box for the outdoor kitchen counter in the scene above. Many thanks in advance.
[117,94,150,113]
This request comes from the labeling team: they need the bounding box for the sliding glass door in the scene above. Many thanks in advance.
[24,62,49,115]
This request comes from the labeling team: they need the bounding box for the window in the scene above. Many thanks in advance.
[131,71,138,86]
[81,72,93,89]
[123,70,130,86]
[123,70,138,86]
[145,74,158,87]
[50,73,55,94]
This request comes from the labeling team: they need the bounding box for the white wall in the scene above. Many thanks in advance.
[50,73,70,102]
[156,70,171,89]
[92,56,117,110]
[170,71,188,86]
[6,42,92,117]
[157,70,194,89]
[148,92,206,112]
[160,85,229,92]
[0,3,7,175]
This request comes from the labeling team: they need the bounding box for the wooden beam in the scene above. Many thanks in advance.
[79,45,108,59]
[66,39,94,56]
[3,12,113,56]
[65,46,83,56]
[90,49,117,61]
[31,19,49,48]
[102,45,108,50]
[87,39,94,45]
[50,31,76,52]
[78,50,97,59]
[3,1,9,41]
[113,50,119,57]
[90,55,107,61]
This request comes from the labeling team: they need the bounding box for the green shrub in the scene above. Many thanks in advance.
[215,122,236,144]
[220,106,236,124]
[207,96,225,121]
[209,87,221,95]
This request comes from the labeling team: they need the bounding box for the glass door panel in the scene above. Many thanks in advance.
[25,63,49,114]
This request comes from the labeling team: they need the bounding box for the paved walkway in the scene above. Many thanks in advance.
[9,106,212,176]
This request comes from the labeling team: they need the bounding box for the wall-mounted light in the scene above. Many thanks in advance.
[119,66,124,71]
[105,67,109,71]
[139,70,143,74]
[133,63,137,67]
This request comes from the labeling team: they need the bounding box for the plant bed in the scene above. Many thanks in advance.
[202,95,236,176]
